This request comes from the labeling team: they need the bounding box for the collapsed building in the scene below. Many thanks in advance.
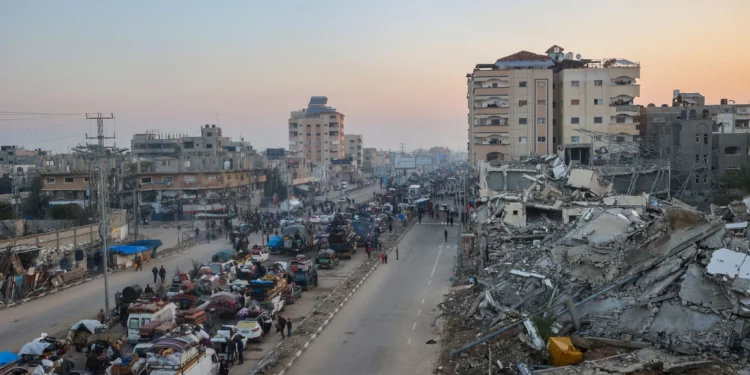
[440,157,750,374]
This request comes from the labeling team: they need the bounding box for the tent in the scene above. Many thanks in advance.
[70,320,105,334]
[0,351,19,366]
[104,245,151,269]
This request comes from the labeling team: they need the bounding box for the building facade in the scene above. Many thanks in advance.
[344,134,364,167]
[289,96,346,166]
[551,46,641,164]
[362,147,377,172]
[467,51,554,166]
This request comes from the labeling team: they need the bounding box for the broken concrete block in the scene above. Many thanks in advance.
[679,264,732,311]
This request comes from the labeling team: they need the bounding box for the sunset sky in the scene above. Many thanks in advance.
[1,0,748,153]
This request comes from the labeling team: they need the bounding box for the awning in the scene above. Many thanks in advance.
[127,240,163,249]
[107,245,150,255]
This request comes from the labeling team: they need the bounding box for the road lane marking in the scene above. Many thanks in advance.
[430,244,443,278]
[412,322,417,330]
[407,338,411,344]
[417,310,421,316]
[428,279,431,285]
[421,298,425,305]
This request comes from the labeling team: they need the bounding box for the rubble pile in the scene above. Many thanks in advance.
[442,158,750,374]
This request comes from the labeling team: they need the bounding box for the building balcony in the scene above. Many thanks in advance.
[473,125,509,134]
[474,87,509,96]
[473,70,508,78]
[608,124,639,135]
[613,105,640,115]
[609,83,640,98]
[474,107,510,115]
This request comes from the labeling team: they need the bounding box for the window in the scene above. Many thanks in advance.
[537,100,546,106]
[704,134,708,145]
[518,137,528,144]
[519,100,527,107]
[140,177,152,184]
[695,155,700,163]
[491,82,498,88]
[64,177,74,183]
[537,136,547,143]
[519,81,527,87]
[594,136,603,141]
[307,124,311,127]
[206,132,212,137]
[616,116,626,124]
[307,133,311,136]
[725,147,741,155]
[695,134,700,143]
[316,124,320,127]
[205,144,213,149]
[553,102,556,108]
[316,133,320,136]
[571,81,580,87]
[571,117,580,124]
[519,118,528,125]
[489,138,500,145]
[695,176,700,184]
[594,117,603,124]
[537,81,545,87]
[490,118,501,125]
[83,177,89,182]
[45,177,55,184]
[208,176,218,181]
[703,155,708,163]
[45,160,55,166]
[594,80,603,86]
[316,141,321,146]
[653,116,665,123]
[227,174,232,180]
[329,115,336,119]
[571,136,580,143]
[594,99,603,105]
[537,118,546,124]
[162,176,173,183]
[184,176,196,183]
[571,99,580,105]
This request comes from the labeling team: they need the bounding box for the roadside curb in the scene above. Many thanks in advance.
[0,242,195,311]
[256,218,417,375]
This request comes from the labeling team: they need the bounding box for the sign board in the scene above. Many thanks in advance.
[394,156,416,169]
[416,156,432,166]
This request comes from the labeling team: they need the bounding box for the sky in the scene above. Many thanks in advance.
[1,0,748,153]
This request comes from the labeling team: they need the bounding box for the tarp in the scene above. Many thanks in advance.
[266,236,281,248]
[127,239,163,249]
[70,319,105,334]
[414,198,430,204]
[18,341,51,356]
[0,351,19,366]
[107,245,149,255]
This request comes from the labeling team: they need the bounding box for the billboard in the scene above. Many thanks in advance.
[416,156,432,166]
[394,156,416,169]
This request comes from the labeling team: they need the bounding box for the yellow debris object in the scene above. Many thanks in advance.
[548,337,583,367]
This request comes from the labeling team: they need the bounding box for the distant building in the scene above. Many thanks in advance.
[344,134,363,167]
[362,147,377,171]
[265,148,286,161]
[289,96,346,166]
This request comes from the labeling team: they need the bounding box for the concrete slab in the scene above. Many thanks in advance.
[650,303,723,334]
[679,264,732,310]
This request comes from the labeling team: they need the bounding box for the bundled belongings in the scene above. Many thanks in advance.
[69,320,108,352]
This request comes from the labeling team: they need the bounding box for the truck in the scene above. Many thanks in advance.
[118,335,219,375]
[351,219,375,246]
[280,224,314,253]
[249,274,287,317]
[289,255,318,291]
[126,301,178,344]
[328,226,356,259]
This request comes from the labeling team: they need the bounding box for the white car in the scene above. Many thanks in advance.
[337,197,348,204]
[236,320,264,343]
[341,182,348,189]
[250,248,270,263]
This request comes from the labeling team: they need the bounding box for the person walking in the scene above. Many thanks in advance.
[194,227,200,242]
[97,308,105,324]
[134,254,142,271]
[384,253,388,264]
[286,318,292,337]
[151,266,158,283]
[395,246,399,260]
[158,265,167,283]
[380,253,385,264]
[235,335,244,364]
[226,335,236,365]
[278,316,287,339]
[87,351,99,375]
[444,229,448,242]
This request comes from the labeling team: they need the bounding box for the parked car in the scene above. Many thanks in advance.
[250,246,269,263]
[284,284,303,305]
[316,249,340,269]
[337,197,348,204]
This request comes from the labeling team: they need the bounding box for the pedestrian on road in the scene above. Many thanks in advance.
[278,316,287,339]
[380,253,385,264]
[134,254,142,271]
[97,308,105,324]
[227,336,236,365]
[235,335,244,364]
[151,266,158,283]
[86,352,99,375]
[366,247,371,259]
[384,253,388,264]
[444,229,448,242]
[219,359,229,375]
[395,246,399,260]
[159,266,167,283]
[286,318,292,337]
[194,227,200,242]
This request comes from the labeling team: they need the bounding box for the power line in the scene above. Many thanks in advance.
[0,116,77,121]
[0,111,85,115]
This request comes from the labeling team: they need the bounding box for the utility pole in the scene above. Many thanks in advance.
[73,113,126,319]
[132,184,139,240]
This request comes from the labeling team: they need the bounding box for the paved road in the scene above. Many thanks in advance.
[0,185,381,351]
[286,222,457,375]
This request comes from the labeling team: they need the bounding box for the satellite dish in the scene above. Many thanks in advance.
[576,54,581,60]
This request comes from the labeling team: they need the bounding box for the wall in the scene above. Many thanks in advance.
[486,169,536,192]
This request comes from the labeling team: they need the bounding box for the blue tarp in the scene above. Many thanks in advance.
[127,240,163,249]
[108,245,150,255]
[0,351,19,366]
[267,235,282,248]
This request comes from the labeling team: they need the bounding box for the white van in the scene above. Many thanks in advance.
[127,302,178,343]
[340,181,348,189]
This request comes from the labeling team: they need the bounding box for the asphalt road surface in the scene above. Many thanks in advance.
[0,185,381,351]
[286,221,457,375]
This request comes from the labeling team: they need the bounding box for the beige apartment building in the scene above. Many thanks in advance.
[344,134,363,167]
[467,51,554,166]
[289,96,345,166]
[550,46,641,164]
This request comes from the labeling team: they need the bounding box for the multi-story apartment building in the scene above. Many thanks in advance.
[289,96,345,166]
[130,130,183,159]
[551,46,641,164]
[344,134,363,167]
[362,148,377,172]
[39,154,123,206]
[131,125,253,161]
[467,51,554,166]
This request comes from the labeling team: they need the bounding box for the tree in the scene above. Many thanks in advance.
[720,164,750,195]
[264,168,288,201]
[0,201,13,220]
[26,176,49,218]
